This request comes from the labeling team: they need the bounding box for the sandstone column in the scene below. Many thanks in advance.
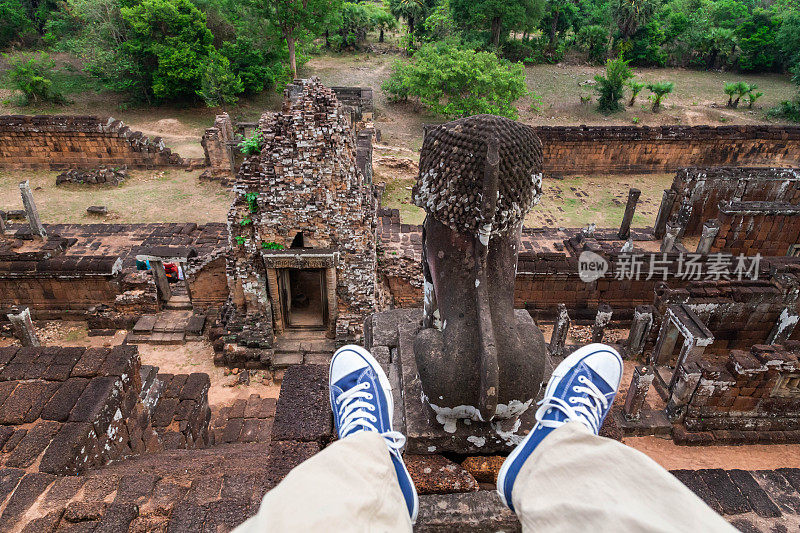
[150,260,172,302]
[19,181,46,239]
[654,189,677,239]
[696,219,720,254]
[7,307,40,347]
[591,303,613,343]
[660,223,680,253]
[618,188,641,240]
[626,305,654,356]
[549,303,571,356]
[623,365,654,421]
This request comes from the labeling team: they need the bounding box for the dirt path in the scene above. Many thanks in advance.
[21,323,279,409]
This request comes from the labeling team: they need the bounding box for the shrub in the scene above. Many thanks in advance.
[6,52,65,105]
[647,81,673,112]
[594,58,633,112]
[746,84,763,109]
[768,99,800,122]
[724,81,752,108]
[196,50,244,108]
[382,43,529,119]
[628,80,644,106]
[577,25,608,64]
[501,36,564,64]
[238,132,263,156]
[220,38,283,95]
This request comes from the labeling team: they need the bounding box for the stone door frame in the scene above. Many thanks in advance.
[262,250,338,339]
[650,304,714,393]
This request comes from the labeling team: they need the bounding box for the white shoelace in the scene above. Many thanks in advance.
[534,375,609,433]
[336,381,406,454]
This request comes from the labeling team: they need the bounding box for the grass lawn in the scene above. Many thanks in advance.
[0,169,231,224]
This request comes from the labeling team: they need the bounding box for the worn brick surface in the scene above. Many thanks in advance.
[271,365,332,443]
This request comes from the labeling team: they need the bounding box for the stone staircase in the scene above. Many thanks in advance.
[126,310,206,345]
[272,330,336,367]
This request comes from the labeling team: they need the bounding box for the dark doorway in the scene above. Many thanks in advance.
[291,232,305,248]
[279,268,326,328]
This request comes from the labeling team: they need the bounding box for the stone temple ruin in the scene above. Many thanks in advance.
[1,79,800,530]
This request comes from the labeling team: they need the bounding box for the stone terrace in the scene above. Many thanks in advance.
[42,223,228,271]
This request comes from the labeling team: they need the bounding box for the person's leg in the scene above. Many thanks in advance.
[234,345,417,532]
[234,432,411,532]
[498,343,735,532]
[513,422,735,532]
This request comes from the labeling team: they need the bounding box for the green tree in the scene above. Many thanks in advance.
[612,0,655,43]
[382,43,529,118]
[6,52,65,104]
[628,19,667,66]
[451,0,542,48]
[196,49,244,107]
[422,0,454,41]
[0,0,30,47]
[261,0,342,79]
[647,81,673,112]
[628,79,644,106]
[736,9,780,72]
[389,0,434,43]
[329,2,393,49]
[374,1,397,42]
[594,58,633,112]
[777,11,800,76]
[539,0,577,51]
[576,24,608,64]
[120,0,215,101]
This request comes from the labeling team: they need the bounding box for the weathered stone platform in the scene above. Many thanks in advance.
[365,309,555,455]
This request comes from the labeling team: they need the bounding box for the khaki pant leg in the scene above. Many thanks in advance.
[234,432,412,533]
[512,422,736,533]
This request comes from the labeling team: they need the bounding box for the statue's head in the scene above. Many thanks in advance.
[413,114,543,240]
[412,115,548,423]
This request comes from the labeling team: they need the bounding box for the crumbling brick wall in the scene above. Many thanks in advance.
[0,346,155,475]
[150,372,211,449]
[186,255,229,315]
[666,167,800,236]
[711,201,800,256]
[0,115,184,170]
[200,113,235,183]
[536,126,800,175]
[653,274,800,354]
[683,344,800,440]
[0,346,212,475]
[0,255,124,320]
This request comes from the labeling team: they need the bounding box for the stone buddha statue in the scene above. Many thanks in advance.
[412,114,548,425]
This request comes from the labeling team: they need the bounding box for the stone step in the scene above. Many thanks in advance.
[186,315,206,336]
[304,352,333,365]
[272,352,304,368]
[149,332,186,345]
[133,315,158,333]
[165,296,193,310]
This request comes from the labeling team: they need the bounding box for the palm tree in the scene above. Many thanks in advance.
[724,81,749,108]
[612,0,655,42]
[628,80,644,106]
[647,81,674,112]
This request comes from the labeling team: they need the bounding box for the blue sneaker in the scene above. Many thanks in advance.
[329,345,419,523]
[496,343,623,512]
